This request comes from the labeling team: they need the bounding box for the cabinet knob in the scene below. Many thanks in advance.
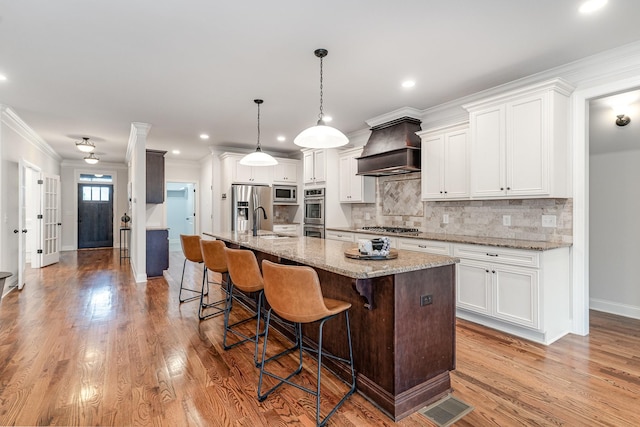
[485,269,489,273]
[500,187,504,191]
[507,187,511,190]
[492,270,496,274]
[440,191,443,194]
[444,191,448,194]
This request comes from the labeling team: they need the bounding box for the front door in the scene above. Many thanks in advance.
[78,184,113,249]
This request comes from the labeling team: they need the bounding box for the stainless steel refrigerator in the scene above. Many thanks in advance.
[231,184,273,233]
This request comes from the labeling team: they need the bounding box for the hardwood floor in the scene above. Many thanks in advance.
[0,249,638,426]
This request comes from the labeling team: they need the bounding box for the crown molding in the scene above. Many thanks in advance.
[60,159,128,170]
[126,122,152,162]
[1,106,62,161]
[365,107,423,127]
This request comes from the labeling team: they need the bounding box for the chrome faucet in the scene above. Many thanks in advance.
[253,206,267,236]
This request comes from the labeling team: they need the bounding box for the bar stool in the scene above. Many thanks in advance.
[198,239,229,320]
[223,247,265,366]
[258,260,356,427]
[178,234,208,303]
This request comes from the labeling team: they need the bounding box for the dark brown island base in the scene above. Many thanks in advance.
[204,231,459,421]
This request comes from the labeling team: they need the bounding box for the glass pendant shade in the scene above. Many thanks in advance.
[294,122,349,148]
[240,99,278,167]
[76,137,95,153]
[240,148,278,166]
[84,153,99,164]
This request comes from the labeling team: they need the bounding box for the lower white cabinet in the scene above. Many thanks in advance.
[325,230,354,242]
[454,243,570,345]
[273,224,299,235]
[397,238,451,255]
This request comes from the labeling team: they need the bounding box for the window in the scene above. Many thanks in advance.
[82,186,110,201]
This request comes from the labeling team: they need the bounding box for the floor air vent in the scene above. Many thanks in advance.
[418,395,473,427]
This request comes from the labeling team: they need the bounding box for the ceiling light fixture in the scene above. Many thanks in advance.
[0,74,7,81]
[172,149,181,154]
[240,99,278,167]
[277,136,286,142]
[579,0,608,14]
[76,137,95,153]
[84,153,100,164]
[200,133,209,140]
[294,48,348,149]
[616,114,631,126]
[402,80,416,88]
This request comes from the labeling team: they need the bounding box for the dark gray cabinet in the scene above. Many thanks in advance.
[146,149,167,204]
[146,228,169,277]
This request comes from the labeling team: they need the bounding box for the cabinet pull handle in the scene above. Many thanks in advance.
[418,244,427,248]
[486,253,499,257]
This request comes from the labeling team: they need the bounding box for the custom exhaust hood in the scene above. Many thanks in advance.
[356,117,422,176]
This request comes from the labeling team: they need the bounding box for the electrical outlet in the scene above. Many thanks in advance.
[503,215,511,226]
[365,212,371,220]
[420,294,433,306]
[542,214,557,228]
[442,214,449,224]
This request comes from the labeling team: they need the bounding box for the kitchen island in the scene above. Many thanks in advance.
[204,231,459,421]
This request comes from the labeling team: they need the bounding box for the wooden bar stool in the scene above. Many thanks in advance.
[198,240,229,320]
[223,247,265,366]
[258,260,356,427]
[178,234,208,303]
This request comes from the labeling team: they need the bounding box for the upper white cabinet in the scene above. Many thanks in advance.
[419,123,469,201]
[303,149,326,185]
[464,79,574,199]
[233,159,272,184]
[339,148,375,203]
[273,160,298,184]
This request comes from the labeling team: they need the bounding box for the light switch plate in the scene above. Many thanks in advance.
[442,214,449,224]
[503,215,511,226]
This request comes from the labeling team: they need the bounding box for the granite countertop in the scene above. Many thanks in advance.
[203,231,458,279]
[326,227,572,251]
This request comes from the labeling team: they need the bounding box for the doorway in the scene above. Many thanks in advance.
[166,182,195,251]
[78,184,114,249]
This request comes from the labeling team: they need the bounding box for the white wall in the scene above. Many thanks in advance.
[0,107,61,289]
[589,150,640,319]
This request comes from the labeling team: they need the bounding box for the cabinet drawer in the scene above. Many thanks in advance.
[397,238,451,255]
[273,224,297,234]
[325,231,354,242]
[454,244,539,268]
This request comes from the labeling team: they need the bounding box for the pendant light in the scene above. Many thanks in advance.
[240,99,278,166]
[76,137,95,153]
[84,153,100,164]
[294,48,348,149]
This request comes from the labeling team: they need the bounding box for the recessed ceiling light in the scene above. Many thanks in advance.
[402,80,416,88]
[0,74,7,81]
[277,136,286,142]
[322,116,333,123]
[199,134,209,140]
[579,0,607,14]
[172,150,180,155]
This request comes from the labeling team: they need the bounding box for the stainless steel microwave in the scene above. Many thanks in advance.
[273,185,298,204]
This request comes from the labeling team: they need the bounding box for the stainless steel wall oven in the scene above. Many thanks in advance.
[303,188,325,238]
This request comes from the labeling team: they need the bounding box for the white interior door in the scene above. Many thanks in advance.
[18,162,26,288]
[41,173,61,267]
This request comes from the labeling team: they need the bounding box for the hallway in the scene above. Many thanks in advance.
[0,249,639,426]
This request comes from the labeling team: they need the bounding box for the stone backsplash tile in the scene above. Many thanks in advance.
[351,173,573,243]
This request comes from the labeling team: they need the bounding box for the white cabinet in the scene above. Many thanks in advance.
[273,224,299,235]
[273,160,298,184]
[303,149,326,185]
[453,243,570,344]
[464,79,573,199]
[419,123,469,200]
[325,230,354,242]
[233,157,272,184]
[339,148,375,203]
[397,238,451,255]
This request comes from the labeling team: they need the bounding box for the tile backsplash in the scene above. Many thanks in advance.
[351,173,573,243]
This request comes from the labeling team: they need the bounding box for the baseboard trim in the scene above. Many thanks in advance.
[590,298,640,320]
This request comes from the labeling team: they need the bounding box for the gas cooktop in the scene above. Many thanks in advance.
[359,226,420,235]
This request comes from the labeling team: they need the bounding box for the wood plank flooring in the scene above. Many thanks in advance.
[0,248,638,426]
